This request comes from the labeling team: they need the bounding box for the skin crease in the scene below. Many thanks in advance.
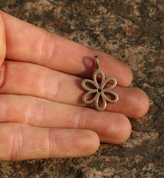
[0,11,149,161]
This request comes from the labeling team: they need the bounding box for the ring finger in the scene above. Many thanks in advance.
[0,94,131,144]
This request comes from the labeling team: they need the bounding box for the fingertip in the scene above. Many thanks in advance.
[122,63,133,87]
[140,89,150,117]
[79,129,100,157]
[130,87,150,118]
[116,114,132,144]
[111,114,132,144]
[50,129,100,158]
[100,113,132,144]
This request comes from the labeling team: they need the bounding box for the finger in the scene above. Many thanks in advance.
[0,123,99,161]
[0,12,6,66]
[0,11,132,86]
[0,61,149,118]
[0,94,131,144]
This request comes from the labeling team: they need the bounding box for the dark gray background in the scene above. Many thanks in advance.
[0,0,164,177]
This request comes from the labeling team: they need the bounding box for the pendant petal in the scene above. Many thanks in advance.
[102,77,117,90]
[81,79,98,91]
[95,93,107,111]
[93,69,105,89]
[82,90,99,104]
[102,91,119,103]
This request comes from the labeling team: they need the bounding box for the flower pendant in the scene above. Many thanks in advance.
[81,56,119,111]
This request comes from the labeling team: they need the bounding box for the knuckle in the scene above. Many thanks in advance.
[25,98,44,126]
[43,69,60,101]
[47,128,58,159]
[75,108,87,129]
[39,31,56,67]
[10,125,24,161]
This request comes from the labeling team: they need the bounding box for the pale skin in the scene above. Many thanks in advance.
[0,11,149,161]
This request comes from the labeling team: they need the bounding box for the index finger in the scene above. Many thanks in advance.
[0,11,132,86]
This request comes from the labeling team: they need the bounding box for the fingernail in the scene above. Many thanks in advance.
[0,62,5,87]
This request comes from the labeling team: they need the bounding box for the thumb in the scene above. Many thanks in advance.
[0,11,6,66]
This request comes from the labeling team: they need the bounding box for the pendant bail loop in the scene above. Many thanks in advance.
[95,56,99,70]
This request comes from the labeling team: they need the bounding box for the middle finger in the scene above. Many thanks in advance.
[0,61,148,118]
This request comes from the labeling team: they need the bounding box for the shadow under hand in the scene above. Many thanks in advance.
[80,56,95,78]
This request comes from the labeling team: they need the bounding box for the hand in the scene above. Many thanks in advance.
[0,11,149,161]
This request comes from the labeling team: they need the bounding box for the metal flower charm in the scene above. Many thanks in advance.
[81,56,118,111]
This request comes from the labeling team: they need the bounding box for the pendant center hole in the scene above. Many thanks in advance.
[98,88,101,92]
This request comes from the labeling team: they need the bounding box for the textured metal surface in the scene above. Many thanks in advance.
[0,0,164,177]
